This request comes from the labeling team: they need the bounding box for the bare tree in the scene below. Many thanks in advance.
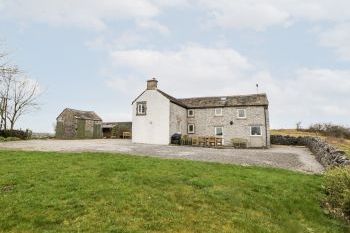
[296,121,302,131]
[6,76,40,130]
[0,46,40,132]
[0,56,19,130]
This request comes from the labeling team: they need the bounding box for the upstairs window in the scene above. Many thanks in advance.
[187,109,194,117]
[214,108,223,116]
[237,109,246,119]
[250,126,262,136]
[136,102,147,115]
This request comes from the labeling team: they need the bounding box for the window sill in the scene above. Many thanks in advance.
[250,135,262,137]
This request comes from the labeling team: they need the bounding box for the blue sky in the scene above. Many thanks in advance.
[0,0,349,132]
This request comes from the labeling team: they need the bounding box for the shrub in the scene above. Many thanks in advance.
[308,123,350,139]
[324,166,350,221]
[0,136,21,142]
[0,129,32,140]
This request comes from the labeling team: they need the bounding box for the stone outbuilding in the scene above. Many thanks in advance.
[55,108,103,139]
[102,122,132,138]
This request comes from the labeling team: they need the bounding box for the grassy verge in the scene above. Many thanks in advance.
[0,151,349,232]
[272,129,350,159]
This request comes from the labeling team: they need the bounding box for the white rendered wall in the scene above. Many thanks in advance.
[132,90,170,145]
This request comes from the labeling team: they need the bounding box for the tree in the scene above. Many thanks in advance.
[0,47,40,131]
[296,121,302,131]
[0,51,17,130]
[6,76,40,130]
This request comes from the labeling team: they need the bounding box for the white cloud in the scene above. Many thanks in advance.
[3,0,350,61]
[271,68,350,125]
[200,1,290,31]
[0,0,160,30]
[106,45,350,128]
[136,19,170,35]
[85,31,146,50]
[319,23,350,61]
[109,45,253,96]
[199,0,350,30]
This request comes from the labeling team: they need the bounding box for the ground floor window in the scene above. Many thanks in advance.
[250,126,262,136]
[215,126,223,136]
[188,124,195,134]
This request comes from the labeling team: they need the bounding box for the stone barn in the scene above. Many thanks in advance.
[55,108,103,139]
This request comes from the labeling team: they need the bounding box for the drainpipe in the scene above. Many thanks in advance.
[264,106,268,148]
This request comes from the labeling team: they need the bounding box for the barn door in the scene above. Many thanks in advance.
[77,119,86,138]
[93,123,102,138]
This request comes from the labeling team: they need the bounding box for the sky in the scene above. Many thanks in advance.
[0,0,349,133]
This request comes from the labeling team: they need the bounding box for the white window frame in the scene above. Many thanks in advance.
[237,109,246,119]
[187,109,194,117]
[188,123,195,134]
[214,108,223,116]
[214,126,224,137]
[250,126,262,136]
[136,102,146,115]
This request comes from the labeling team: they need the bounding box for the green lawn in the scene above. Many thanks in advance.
[0,151,348,233]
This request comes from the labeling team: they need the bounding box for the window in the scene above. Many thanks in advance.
[188,124,195,134]
[215,126,223,136]
[187,109,194,117]
[250,126,262,136]
[136,102,146,115]
[237,109,246,119]
[214,108,223,116]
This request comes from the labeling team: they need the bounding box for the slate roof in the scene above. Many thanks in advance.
[157,90,268,108]
[102,122,132,128]
[132,88,268,108]
[60,108,102,121]
[178,94,269,108]
[157,89,188,108]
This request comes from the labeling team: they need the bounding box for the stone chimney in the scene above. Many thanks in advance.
[147,78,158,90]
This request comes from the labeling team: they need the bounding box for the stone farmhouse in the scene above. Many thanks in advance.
[132,79,270,148]
[56,108,103,139]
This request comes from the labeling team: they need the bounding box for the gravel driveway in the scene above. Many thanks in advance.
[0,139,324,174]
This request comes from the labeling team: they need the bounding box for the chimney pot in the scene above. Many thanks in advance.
[147,78,158,90]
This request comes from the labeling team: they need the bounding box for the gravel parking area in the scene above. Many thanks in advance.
[0,139,324,174]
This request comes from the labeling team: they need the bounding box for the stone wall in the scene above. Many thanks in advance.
[271,135,350,168]
[169,102,187,138]
[187,106,270,147]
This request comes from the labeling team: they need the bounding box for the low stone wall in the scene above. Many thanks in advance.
[271,135,350,168]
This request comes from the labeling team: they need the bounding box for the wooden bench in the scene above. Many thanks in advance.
[181,135,192,145]
[122,132,131,139]
[231,138,247,148]
[198,136,206,147]
[191,136,199,146]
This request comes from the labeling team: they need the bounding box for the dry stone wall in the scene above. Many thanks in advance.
[271,135,350,168]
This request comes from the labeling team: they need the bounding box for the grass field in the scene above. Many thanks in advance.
[0,151,349,233]
[271,129,350,159]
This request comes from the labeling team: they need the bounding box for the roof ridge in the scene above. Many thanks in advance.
[156,89,187,108]
[178,93,267,100]
[66,108,96,113]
